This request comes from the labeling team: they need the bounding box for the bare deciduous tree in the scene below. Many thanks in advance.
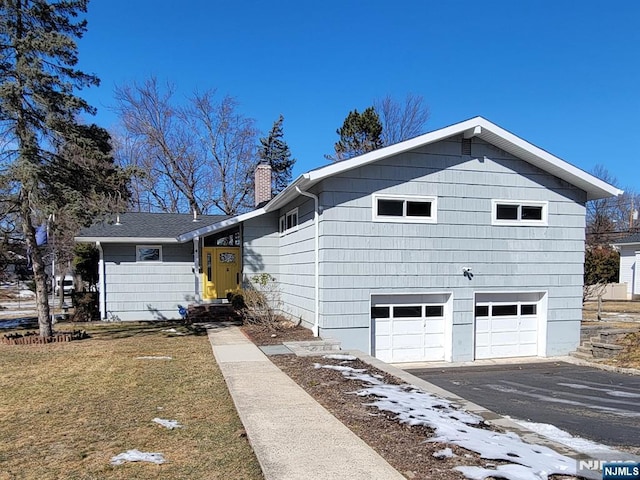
[114,78,259,215]
[188,92,259,215]
[374,93,430,146]
[587,164,639,244]
[114,78,206,214]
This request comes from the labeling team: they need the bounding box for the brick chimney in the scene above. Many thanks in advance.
[254,162,272,207]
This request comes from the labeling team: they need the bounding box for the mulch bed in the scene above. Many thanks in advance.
[242,323,582,480]
[241,322,316,345]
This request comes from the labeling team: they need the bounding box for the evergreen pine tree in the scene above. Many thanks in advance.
[258,115,295,195]
[0,0,127,336]
[330,107,383,161]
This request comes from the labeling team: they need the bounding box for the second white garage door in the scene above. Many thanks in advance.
[474,292,545,360]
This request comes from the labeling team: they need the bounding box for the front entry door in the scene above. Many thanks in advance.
[202,247,241,300]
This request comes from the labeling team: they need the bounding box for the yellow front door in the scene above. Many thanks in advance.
[202,247,241,300]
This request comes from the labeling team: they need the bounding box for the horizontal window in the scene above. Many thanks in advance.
[371,306,390,319]
[373,194,437,223]
[425,305,444,317]
[475,303,538,317]
[279,208,298,235]
[492,304,518,316]
[492,200,547,226]
[393,306,422,318]
[372,304,447,319]
[137,245,162,262]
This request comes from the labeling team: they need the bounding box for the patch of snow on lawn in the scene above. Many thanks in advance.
[433,447,455,458]
[162,328,186,335]
[322,364,577,480]
[153,418,182,429]
[110,449,165,465]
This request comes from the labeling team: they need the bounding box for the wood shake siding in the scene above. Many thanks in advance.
[315,135,586,358]
[102,243,194,321]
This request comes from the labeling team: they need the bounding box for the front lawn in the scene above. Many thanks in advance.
[0,321,262,479]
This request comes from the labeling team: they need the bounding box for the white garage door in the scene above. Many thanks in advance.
[372,295,450,363]
[475,292,543,360]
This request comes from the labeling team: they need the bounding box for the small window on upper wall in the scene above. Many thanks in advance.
[280,208,299,235]
[492,200,547,226]
[136,245,162,262]
[373,195,437,223]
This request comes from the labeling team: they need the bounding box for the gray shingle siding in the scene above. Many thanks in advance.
[314,135,586,359]
[102,243,195,321]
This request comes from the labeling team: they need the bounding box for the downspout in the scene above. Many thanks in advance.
[96,241,106,320]
[295,187,320,337]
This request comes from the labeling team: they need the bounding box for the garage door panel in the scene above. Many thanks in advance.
[490,317,519,332]
[475,332,489,348]
[425,319,445,335]
[375,319,391,336]
[375,335,391,350]
[376,349,392,363]
[393,334,423,349]
[492,332,519,346]
[519,331,538,344]
[424,334,444,347]
[393,319,423,335]
[520,317,538,331]
[392,348,424,363]
[475,319,490,334]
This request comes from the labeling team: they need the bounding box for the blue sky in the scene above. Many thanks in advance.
[76,0,639,192]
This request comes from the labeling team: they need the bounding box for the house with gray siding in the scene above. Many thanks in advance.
[76,117,621,363]
[613,233,640,299]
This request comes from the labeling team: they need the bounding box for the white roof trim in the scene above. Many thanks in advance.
[75,236,180,244]
[177,207,267,242]
[265,116,621,208]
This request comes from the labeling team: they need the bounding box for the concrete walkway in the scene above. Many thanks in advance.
[207,325,405,480]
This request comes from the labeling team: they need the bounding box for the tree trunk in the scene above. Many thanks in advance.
[20,202,52,337]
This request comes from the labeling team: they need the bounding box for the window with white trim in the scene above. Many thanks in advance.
[492,200,547,226]
[136,245,162,262]
[279,208,298,234]
[373,194,437,223]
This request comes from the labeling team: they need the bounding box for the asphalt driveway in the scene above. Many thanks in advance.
[405,361,640,448]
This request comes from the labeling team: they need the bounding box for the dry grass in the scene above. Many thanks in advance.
[0,321,262,480]
[607,332,640,369]
[582,300,640,323]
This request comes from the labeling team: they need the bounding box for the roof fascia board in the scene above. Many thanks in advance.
[473,119,623,199]
[177,207,267,242]
[304,118,482,184]
[75,237,180,244]
[612,241,640,246]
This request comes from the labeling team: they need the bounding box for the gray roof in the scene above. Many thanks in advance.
[77,212,229,241]
[613,233,640,245]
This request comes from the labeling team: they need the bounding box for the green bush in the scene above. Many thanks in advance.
[584,246,619,285]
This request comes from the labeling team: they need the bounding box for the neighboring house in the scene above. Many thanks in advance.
[613,233,640,299]
[76,117,621,363]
